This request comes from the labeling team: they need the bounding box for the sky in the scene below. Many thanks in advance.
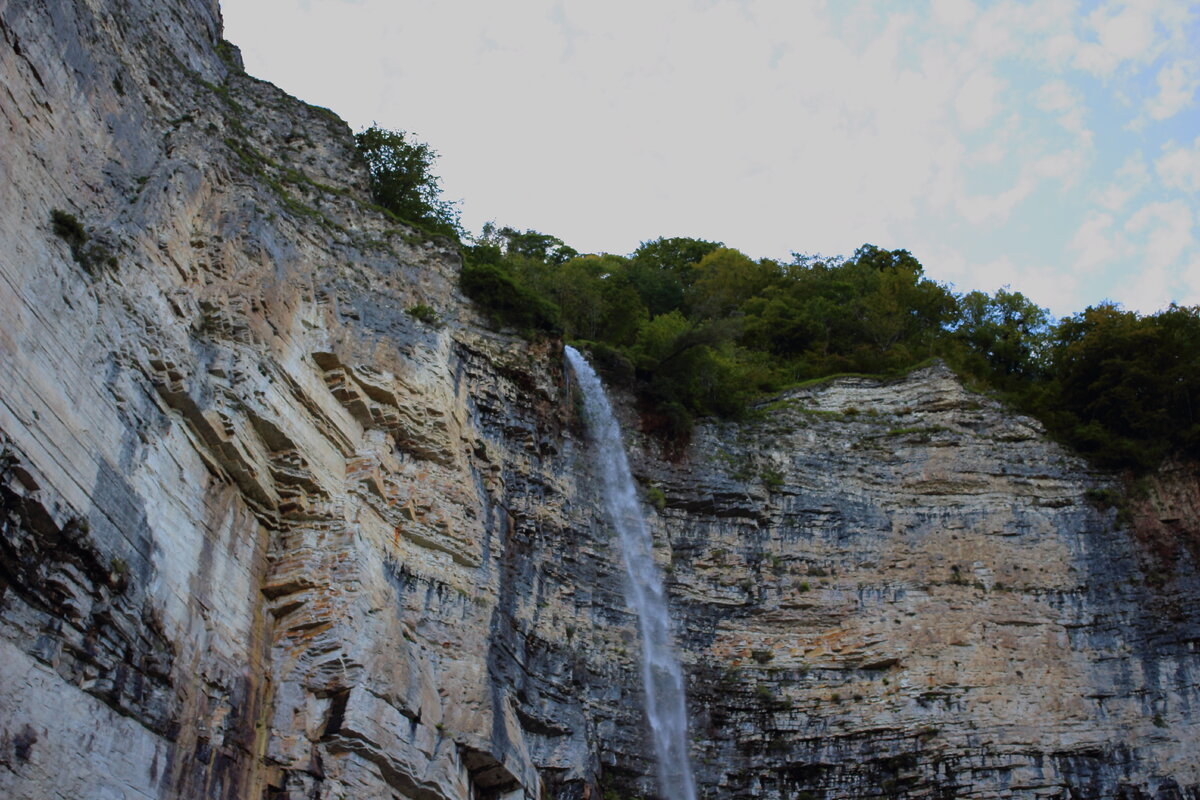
[220,0,1200,317]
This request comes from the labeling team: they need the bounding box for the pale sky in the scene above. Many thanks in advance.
[221,0,1200,317]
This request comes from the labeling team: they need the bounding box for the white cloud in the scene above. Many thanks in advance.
[1071,0,1164,76]
[1121,265,1173,312]
[1035,79,1092,144]
[1070,211,1126,272]
[1155,137,1200,193]
[955,70,1005,130]
[1125,200,1195,268]
[1093,4,1155,60]
[1079,193,1199,313]
[931,0,976,31]
[1035,79,1074,114]
[973,254,1082,315]
[1099,154,1150,211]
[1042,32,1080,68]
[1182,256,1200,306]
[220,0,1200,313]
[1145,59,1200,120]
[956,148,1084,224]
[956,179,1033,225]
[1180,256,1200,303]
[1033,148,1087,183]
[909,235,1086,316]
[967,1,1072,61]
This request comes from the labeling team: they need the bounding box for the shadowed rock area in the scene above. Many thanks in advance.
[1,2,1197,799]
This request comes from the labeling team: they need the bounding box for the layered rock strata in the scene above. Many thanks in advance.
[1,2,1197,799]
[638,366,1200,799]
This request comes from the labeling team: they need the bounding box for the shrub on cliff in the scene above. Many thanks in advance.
[459,256,561,336]
[50,209,117,275]
[355,125,461,239]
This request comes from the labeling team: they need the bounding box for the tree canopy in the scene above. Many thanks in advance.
[460,225,1200,469]
[364,125,1198,470]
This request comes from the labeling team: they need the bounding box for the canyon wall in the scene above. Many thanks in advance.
[1,2,1197,798]
[641,368,1200,798]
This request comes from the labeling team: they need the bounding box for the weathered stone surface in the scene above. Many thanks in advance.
[631,364,1200,799]
[1,2,1197,800]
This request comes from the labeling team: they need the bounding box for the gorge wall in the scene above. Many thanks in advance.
[1,1,1198,798]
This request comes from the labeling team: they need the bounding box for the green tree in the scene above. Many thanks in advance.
[688,248,780,318]
[740,245,954,377]
[626,260,685,317]
[540,255,608,340]
[459,259,560,335]
[1048,303,1200,469]
[626,312,767,434]
[355,125,461,237]
[843,245,957,363]
[628,237,724,315]
[954,288,1051,385]
[494,226,579,264]
[632,237,725,281]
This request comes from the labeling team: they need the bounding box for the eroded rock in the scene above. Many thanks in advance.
[0,2,1197,800]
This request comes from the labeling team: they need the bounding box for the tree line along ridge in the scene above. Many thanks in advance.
[355,125,1200,472]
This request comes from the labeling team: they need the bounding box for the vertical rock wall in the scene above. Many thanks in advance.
[0,1,632,797]
[633,366,1200,799]
[1,2,1198,800]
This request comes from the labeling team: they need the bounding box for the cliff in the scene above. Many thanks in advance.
[1,2,1198,799]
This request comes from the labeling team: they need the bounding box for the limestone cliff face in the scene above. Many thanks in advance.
[0,2,1197,800]
[637,368,1200,799]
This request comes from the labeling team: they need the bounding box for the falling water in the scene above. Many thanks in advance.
[565,346,698,800]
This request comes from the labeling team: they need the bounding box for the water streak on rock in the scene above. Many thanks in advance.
[565,346,697,800]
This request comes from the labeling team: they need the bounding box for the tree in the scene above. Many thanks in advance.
[1047,303,1200,469]
[495,226,578,265]
[543,255,647,346]
[954,289,1051,383]
[625,237,724,316]
[847,243,923,274]
[355,125,461,237]
[459,260,560,335]
[632,237,724,276]
[627,312,759,427]
[688,248,780,319]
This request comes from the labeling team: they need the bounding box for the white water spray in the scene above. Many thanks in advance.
[565,346,697,800]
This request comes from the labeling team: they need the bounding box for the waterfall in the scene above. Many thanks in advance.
[565,346,698,800]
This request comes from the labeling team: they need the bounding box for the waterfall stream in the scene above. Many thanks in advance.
[565,346,698,800]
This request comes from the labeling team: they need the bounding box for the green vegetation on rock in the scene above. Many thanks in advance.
[355,125,461,240]
[50,209,116,274]
[354,125,1199,471]
[457,223,1199,469]
[405,304,443,328]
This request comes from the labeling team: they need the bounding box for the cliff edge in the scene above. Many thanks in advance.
[1,2,1197,799]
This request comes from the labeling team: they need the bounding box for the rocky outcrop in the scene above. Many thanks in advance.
[635,366,1200,799]
[1,2,1197,799]
[0,1,594,796]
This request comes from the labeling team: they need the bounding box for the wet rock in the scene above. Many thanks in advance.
[0,2,1197,800]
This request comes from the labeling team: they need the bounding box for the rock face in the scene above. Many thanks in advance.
[0,2,1197,799]
[641,369,1200,799]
